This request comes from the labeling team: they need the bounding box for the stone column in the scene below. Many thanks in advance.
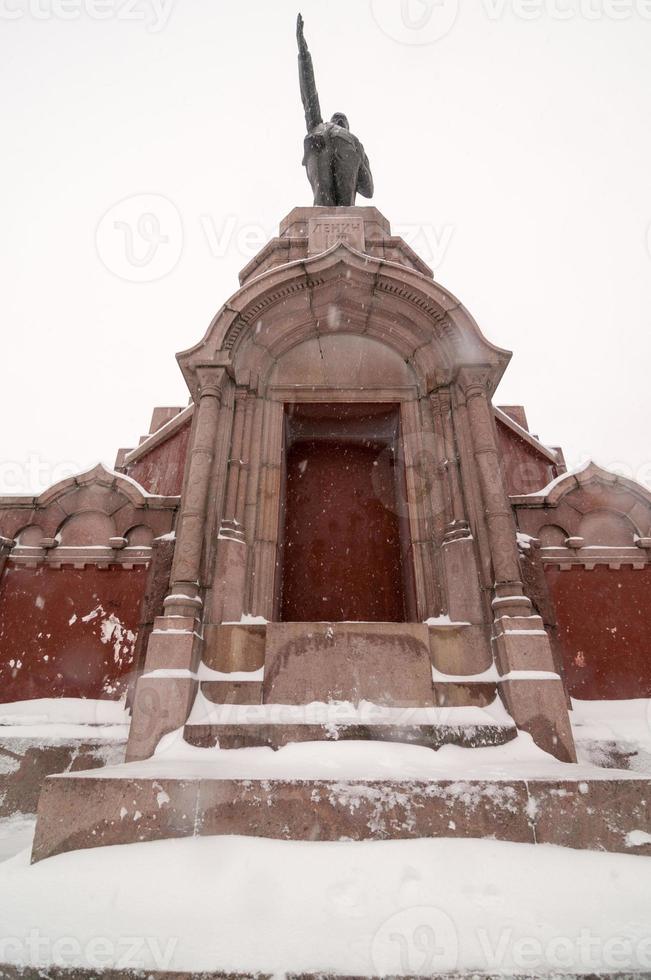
[430,387,485,635]
[211,388,256,623]
[126,365,229,762]
[251,399,285,620]
[457,367,576,762]
[402,398,441,620]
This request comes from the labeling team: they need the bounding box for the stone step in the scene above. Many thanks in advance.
[201,680,263,705]
[32,768,651,863]
[432,680,497,707]
[201,678,500,709]
[183,721,515,751]
[200,678,499,710]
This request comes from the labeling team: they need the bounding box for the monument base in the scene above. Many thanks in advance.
[32,764,651,863]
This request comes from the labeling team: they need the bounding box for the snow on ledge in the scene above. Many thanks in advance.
[432,664,500,683]
[0,697,129,727]
[424,615,471,627]
[62,728,648,783]
[0,697,130,741]
[186,693,514,729]
[222,614,268,626]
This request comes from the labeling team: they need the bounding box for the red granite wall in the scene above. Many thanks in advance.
[545,565,651,699]
[0,563,147,701]
[125,420,190,496]
[497,419,557,495]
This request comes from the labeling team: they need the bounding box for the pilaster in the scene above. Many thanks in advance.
[457,367,576,762]
[126,364,230,762]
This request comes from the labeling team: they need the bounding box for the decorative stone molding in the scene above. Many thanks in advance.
[177,211,511,404]
[238,206,433,284]
[513,462,651,569]
[0,464,178,567]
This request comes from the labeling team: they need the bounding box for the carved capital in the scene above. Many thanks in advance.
[456,365,493,399]
[196,364,231,401]
[425,369,454,396]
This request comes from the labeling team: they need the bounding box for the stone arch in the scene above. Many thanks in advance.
[538,524,568,547]
[0,463,177,552]
[176,244,511,400]
[578,510,637,547]
[514,462,651,541]
[15,525,44,545]
[37,463,151,511]
[267,334,417,389]
[126,525,155,547]
[58,511,116,547]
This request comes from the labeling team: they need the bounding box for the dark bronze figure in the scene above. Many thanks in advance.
[297,13,374,207]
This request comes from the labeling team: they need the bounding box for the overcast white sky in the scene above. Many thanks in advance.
[1,0,650,493]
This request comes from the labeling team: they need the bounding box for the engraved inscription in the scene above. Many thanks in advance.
[308,217,366,255]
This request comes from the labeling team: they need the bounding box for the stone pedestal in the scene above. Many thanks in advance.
[263,623,434,707]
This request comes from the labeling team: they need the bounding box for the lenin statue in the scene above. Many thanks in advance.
[297,14,374,207]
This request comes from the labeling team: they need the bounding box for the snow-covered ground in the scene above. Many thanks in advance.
[0,697,651,975]
[572,698,651,773]
[1,833,651,976]
[0,815,36,863]
[0,697,130,742]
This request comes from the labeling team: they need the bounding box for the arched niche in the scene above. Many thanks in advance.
[267,334,417,389]
[539,524,568,547]
[58,512,116,547]
[126,525,155,547]
[16,525,44,546]
[578,511,636,547]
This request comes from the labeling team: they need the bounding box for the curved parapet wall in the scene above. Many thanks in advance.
[513,462,651,699]
[0,464,179,701]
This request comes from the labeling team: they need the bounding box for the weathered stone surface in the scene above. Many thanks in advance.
[263,623,434,707]
[126,677,197,763]
[499,677,576,764]
[0,737,126,818]
[200,681,263,705]
[183,722,515,751]
[202,625,266,673]
[30,771,651,863]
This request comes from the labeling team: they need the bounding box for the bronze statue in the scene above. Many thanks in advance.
[297,13,374,207]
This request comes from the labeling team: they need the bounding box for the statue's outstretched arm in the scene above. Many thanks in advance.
[297,13,323,133]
